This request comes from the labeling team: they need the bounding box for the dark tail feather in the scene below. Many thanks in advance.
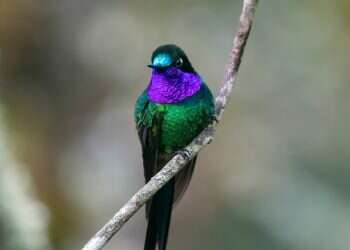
[144,178,175,250]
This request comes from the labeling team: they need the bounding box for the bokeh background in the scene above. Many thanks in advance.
[1,0,350,249]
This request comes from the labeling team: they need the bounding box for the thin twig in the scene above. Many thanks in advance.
[82,1,259,249]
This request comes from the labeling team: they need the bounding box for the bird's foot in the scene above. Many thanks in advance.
[211,115,219,124]
[175,149,191,161]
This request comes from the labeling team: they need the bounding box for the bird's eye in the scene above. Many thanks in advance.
[175,58,183,67]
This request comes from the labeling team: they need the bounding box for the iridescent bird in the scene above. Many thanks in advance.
[135,44,215,250]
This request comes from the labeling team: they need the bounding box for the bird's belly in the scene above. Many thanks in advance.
[161,105,208,152]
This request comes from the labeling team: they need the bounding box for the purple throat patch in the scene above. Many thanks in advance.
[147,67,202,104]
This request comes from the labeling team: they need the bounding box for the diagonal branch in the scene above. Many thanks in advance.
[82,1,259,249]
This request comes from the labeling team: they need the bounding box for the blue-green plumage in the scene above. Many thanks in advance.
[135,44,214,250]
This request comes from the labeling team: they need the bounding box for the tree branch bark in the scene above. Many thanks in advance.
[82,1,259,249]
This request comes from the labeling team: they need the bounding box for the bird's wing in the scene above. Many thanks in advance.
[137,111,162,184]
[135,94,174,250]
[174,156,197,204]
[135,92,163,216]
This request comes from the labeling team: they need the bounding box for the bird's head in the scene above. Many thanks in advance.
[147,44,201,103]
[148,44,195,73]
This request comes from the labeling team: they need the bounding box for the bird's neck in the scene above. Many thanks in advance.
[147,67,201,104]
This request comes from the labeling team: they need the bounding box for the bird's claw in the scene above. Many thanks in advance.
[211,115,219,124]
[175,149,191,160]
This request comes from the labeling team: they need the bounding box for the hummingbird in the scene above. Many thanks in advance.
[134,44,215,250]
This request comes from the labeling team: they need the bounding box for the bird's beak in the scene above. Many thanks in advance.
[147,64,168,70]
[147,64,156,69]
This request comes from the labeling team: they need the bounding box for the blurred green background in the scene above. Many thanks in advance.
[1,0,350,250]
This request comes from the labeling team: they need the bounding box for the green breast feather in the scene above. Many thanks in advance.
[135,83,214,152]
